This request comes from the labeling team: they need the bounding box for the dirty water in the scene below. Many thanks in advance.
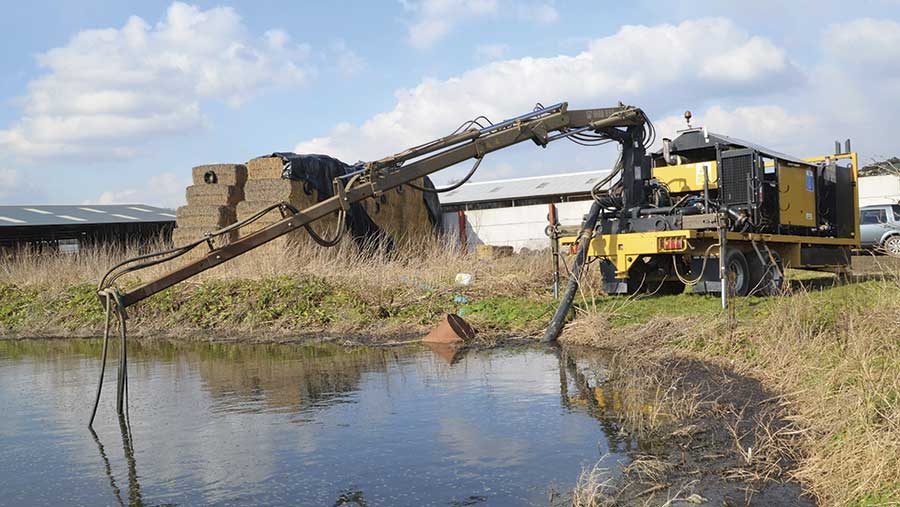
[0,340,633,506]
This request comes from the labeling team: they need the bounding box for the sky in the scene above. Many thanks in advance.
[1,0,899,208]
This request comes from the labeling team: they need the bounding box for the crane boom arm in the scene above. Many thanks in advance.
[111,102,646,308]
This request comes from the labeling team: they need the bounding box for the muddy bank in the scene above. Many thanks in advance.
[563,350,814,506]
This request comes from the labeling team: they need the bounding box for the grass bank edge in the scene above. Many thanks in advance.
[561,279,900,506]
[0,277,558,338]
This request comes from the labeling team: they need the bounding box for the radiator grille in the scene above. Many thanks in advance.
[720,154,753,205]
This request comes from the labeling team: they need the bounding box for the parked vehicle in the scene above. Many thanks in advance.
[860,204,900,256]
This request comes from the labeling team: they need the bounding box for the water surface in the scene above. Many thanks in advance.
[0,340,629,506]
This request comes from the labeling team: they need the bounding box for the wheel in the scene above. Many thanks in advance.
[748,250,784,296]
[724,249,751,297]
[883,235,900,258]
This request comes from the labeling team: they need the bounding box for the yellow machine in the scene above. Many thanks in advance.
[561,128,860,297]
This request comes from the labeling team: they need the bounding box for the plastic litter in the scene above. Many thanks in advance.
[455,273,473,286]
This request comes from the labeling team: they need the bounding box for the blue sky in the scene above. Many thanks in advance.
[1,0,899,207]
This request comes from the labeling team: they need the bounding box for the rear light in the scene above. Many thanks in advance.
[569,243,578,255]
[658,237,685,252]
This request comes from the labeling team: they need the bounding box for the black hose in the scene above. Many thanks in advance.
[88,295,113,428]
[304,210,346,247]
[407,157,482,193]
[115,303,127,417]
[541,201,602,343]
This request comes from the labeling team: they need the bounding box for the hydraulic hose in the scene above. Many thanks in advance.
[541,200,602,343]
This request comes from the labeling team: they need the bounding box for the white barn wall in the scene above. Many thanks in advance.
[443,200,594,252]
[859,175,900,206]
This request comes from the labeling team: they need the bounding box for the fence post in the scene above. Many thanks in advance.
[457,209,468,255]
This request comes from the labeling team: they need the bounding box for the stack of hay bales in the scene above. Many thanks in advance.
[359,178,434,244]
[237,156,339,250]
[173,164,247,248]
[232,154,439,252]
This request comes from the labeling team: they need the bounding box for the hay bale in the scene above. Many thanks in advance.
[476,244,514,260]
[172,226,238,247]
[244,179,313,202]
[236,201,288,223]
[191,164,247,187]
[185,184,244,207]
[236,221,309,253]
[363,179,434,242]
[176,205,236,228]
[236,200,340,241]
[246,157,285,180]
[176,205,236,221]
[177,215,236,228]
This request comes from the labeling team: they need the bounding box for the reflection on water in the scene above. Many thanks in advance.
[0,340,630,506]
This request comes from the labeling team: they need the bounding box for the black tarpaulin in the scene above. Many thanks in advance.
[265,153,442,245]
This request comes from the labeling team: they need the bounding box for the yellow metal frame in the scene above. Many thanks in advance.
[559,152,861,278]
[802,152,860,245]
[562,230,699,276]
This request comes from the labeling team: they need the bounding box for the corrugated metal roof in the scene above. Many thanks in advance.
[0,204,176,227]
[440,170,608,205]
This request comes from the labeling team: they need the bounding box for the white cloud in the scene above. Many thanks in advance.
[808,18,900,154]
[91,171,190,208]
[699,37,790,82]
[823,17,900,77]
[402,0,559,49]
[474,43,509,61]
[654,105,819,155]
[331,39,367,78]
[296,18,799,162]
[402,0,500,49]
[517,2,559,24]
[1,2,312,161]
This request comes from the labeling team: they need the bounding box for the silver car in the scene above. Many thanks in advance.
[860,204,900,256]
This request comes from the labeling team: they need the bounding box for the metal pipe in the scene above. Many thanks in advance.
[548,203,560,300]
[719,219,728,309]
[637,205,702,216]
[703,164,710,211]
[546,125,593,142]
[479,103,564,135]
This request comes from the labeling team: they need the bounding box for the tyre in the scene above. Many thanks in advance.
[883,235,900,258]
[747,250,784,296]
[724,249,751,297]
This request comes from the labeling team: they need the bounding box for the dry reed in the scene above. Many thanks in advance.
[0,231,550,298]
[560,270,900,506]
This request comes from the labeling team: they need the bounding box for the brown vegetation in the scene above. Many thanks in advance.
[562,275,900,506]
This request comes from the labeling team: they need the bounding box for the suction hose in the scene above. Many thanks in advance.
[541,201,602,343]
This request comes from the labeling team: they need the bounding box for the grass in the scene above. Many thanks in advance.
[562,275,900,506]
[0,235,554,339]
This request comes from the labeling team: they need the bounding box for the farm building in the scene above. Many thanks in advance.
[440,170,607,252]
[858,174,900,206]
[0,204,176,252]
